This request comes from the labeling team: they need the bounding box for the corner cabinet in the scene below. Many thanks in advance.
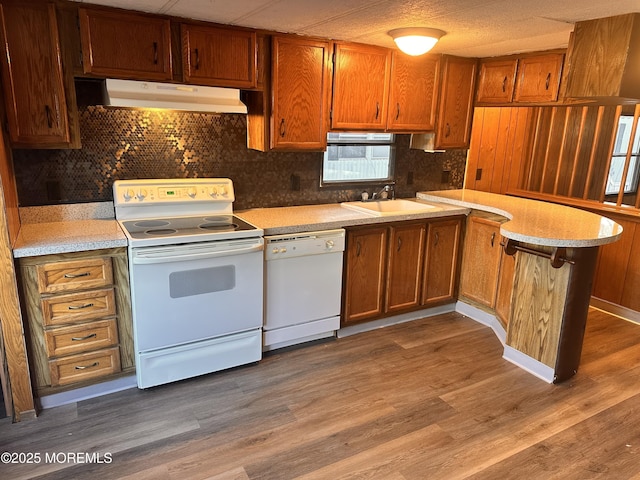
[19,248,134,395]
[331,42,391,130]
[435,56,477,149]
[0,2,73,148]
[270,35,331,150]
[78,7,172,81]
[342,217,463,326]
[386,53,440,132]
[181,23,256,88]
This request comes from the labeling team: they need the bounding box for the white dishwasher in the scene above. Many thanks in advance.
[264,228,345,350]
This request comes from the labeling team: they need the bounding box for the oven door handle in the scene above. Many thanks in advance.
[132,243,263,265]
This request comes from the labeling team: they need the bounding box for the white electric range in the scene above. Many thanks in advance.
[113,178,264,389]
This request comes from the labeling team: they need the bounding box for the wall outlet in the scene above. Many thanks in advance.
[290,174,300,191]
[441,170,451,184]
[407,171,414,185]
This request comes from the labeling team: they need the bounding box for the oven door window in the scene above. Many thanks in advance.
[169,265,235,298]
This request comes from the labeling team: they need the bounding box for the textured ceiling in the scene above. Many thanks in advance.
[71,0,640,57]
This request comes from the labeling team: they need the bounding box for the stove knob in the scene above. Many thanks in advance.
[136,189,148,201]
[279,247,287,253]
[123,189,135,201]
[272,248,279,254]
[326,240,335,250]
[187,187,197,198]
[218,186,228,196]
[208,187,218,197]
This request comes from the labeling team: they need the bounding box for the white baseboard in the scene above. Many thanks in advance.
[454,301,506,345]
[39,375,137,410]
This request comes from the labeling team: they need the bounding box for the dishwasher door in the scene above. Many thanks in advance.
[264,229,345,350]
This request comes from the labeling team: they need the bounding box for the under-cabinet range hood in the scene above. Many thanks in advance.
[104,79,247,113]
[563,13,640,103]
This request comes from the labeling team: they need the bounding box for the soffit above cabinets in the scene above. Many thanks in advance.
[70,0,640,57]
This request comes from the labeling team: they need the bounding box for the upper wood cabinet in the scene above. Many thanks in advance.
[387,53,440,132]
[331,42,391,130]
[513,53,564,103]
[270,35,331,150]
[78,7,172,81]
[435,56,477,149]
[0,2,73,148]
[181,23,256,88]
[477,52,564,105]
[476,59,517,103]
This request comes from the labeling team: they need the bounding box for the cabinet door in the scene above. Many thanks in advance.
[422,219,461,305]
[79,8,172,81]
[387,53,440,132]
[495,244,516,328]
[435,56,477,149]
[459,216,502,307]
[476,59,517,103]
[385,223,425,313]
[343,227,387,325]
[513,53,564,103]
[182,23,256,88]
[0,3,70,147]
[331,43,391,130]
[271,35,331,150]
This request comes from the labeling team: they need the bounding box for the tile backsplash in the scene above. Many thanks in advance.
[12,106,466,210]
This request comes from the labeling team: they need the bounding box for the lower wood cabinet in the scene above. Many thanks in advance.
[459,213,504,308]
[342,217,463,326]
[19,248,133,395]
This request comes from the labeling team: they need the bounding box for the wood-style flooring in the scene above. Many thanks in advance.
[1,308,640,479]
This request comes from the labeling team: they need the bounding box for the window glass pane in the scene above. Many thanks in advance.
[605,155,640,195]
[322,133,395,184]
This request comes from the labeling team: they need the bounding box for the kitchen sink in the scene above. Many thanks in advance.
[341,199,442,216]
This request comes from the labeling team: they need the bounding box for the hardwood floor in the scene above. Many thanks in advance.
[1,308,640,479]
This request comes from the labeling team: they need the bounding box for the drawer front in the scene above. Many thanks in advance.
[37,257,113,294]
[44,319,118,358]
[49,347,121,386]
[41,288,116,326]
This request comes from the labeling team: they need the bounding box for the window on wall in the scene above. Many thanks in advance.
[605,115,640,196]
[321,133,395,185]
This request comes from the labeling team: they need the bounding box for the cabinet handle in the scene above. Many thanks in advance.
[67,303,94,310]
[445,123,451,137]
[356,241,361,257]
[153,41,158,65]
[45,105,53,128]
[490,232,496,248]
[502,76,507,92]
[434,231,439,246]
[75,362,99,370]
[396,103,400,120]
[194,48,200,70]
[63,272,90,278]
[71,333,97,341]
[375,102,380,120]
[279,118,286,137]
[545,72,551,90]
[397,237,402,252]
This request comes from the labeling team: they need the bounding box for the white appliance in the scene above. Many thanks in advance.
[113,178,263,389]
[264,229,345,350]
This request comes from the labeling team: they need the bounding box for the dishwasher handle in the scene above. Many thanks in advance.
[133,243,263,265]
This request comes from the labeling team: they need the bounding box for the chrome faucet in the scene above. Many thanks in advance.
[372,184,395,200]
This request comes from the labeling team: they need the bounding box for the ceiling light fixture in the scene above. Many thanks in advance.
[388,27,446,56]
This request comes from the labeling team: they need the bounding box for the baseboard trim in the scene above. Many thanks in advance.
[39,375,137,410]
[503,346,555,383]
[590,298,640,325]
[454,301,506,345]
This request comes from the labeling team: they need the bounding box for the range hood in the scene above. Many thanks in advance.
[563,13,640,103]
[104,79,247,113]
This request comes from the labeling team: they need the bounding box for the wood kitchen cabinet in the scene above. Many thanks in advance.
[385,223,426,313]
[0,2,76,148]
[434,56,477,149]
[78,7,172,81]
[181,23,256,88]
[343,226,388,325]
[476,52,564,104]
[19,248,133,395]
[331,42,391,130]
[386,53,441,132]
[459,213,504,308]
[422,218,462,305]
[270,35,332,150]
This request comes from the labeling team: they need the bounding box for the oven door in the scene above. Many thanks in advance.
[130,237,264,352]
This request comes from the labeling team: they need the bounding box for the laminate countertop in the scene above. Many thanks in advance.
[418,189,623,247]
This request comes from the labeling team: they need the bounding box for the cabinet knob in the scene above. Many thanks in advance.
[194,48,200,70]
[545,72,551,90]
[396,103,400,120]
[279,118,286,137]
[502,76,507,92]
[375,102,380,120]
[45,105,53,128]
[490,232,496,247]
[153,41,158,65]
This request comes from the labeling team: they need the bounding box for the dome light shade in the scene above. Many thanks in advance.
[388,27,446,56]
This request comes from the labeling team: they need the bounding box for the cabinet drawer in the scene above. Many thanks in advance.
[37,257,113,294]
[44,319,118,358]
[49,347,121,386]
[41,288,116,327]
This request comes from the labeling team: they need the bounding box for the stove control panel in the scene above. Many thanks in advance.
[113,178,235,206]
